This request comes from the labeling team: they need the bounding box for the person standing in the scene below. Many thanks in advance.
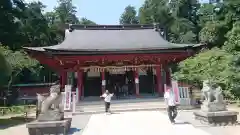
[122,84,128,97]
[100,90,114,114]
[164,87,178,124]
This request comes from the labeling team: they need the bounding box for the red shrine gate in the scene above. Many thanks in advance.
[24,24,204,102]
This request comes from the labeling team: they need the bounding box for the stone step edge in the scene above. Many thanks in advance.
[76,104,166,109]
[77,101,164,106]
[73,107,164,115]
[77,99,164,105]
[72,106,197,115]
[75,106,166,112]
[75,106,196,112]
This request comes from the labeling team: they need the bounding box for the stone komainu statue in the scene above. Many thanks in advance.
[36,84,64,121]
[201,80,224,103]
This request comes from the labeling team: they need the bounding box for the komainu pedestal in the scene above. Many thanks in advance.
[26,118,72,135]
[193,80,239,126]
[26,85,72,135]
[200,101,227,112]
[194,110,238,125]
[194,101,238,125]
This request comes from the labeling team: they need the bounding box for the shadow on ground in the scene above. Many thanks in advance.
[68,127,81,135]
[0,117,34,129]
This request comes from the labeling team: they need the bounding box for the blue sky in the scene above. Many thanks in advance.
[25,0,210,24]
[26,0,145,24]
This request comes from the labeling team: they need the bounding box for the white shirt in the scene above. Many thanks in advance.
[102,93,113,102]
[164,91,176,106]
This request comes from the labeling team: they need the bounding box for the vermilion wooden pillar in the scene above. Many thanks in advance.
[134,69,140,97]
[165,67,171,86]
[60,71,67,91]
[155,66,163,96]
[77,71,83,101]
[101,71,106,94]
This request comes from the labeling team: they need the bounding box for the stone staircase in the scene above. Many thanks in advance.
[72,97,197,115]
[73,98,167,115]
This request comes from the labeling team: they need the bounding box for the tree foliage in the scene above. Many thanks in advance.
[0,49,10,87]
[223,21,240,53]
[199,21,228,46]
[172,1,240,98]
[120,5,139,24]
[1,0,240,99]
[0,46,38,86]
[0,0,96,89]
[80,18,97,25]
[54,0,79,24]
[119,0,240,98]
[174,48,233,87]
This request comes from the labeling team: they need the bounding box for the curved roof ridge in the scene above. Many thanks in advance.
[23,24,205,53]
[65,23,162,30]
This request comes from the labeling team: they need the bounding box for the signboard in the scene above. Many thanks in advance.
[102,80,106,86]
[171,80,180,104]
[64,85,72,111]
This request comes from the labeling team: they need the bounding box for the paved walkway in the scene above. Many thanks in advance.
[79,111,211,135]
[1,106,240,135]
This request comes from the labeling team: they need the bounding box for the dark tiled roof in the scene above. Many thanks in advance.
[24,24,203,52]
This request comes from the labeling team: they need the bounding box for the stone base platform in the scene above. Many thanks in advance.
[193,110,239,126]
[26,118,72,135]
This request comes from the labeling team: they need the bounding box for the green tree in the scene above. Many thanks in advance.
[198,4,218,26]
[0,47,38,88]
[0,45,38,105]
[44,11,65,44]
[138,0,199,43]
[0,0,26,49]
[0,49,11,88]
[20,1,51,47]
[139,0,172,25]
[45,12,58,25]
[168,0,200,43]
[120,5,139,24]
[223,21,240,53]
[199,21,228,46]
[79,18,97,25]
[174,48,233,90]
[173,1,240,98]
[54,0,79,24]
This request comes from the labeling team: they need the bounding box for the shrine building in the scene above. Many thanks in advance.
[24,24,204,102]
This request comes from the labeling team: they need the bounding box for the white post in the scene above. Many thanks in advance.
[76,87,79,103]
[72,93,76,113]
